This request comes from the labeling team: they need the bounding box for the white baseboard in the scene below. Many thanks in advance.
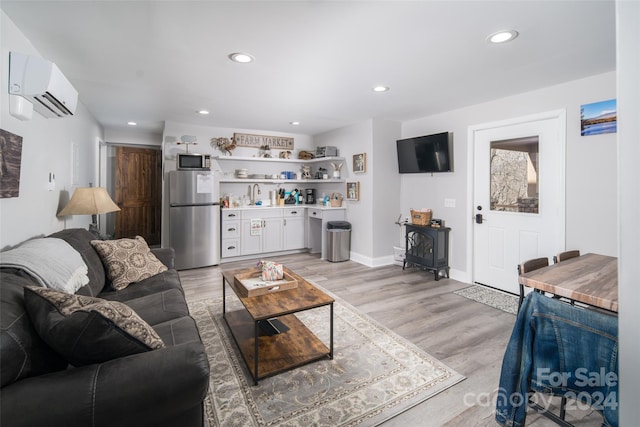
[348,251,469,284]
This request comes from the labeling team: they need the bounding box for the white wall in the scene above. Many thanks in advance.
[314,118,402,266]
[104,128,162,146]
[617,0,640,423]
[371,119,401,261]
[0,11,103,248]
[314,120,374,262]
[402,71,617,281]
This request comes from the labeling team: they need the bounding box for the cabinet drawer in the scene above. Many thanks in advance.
[221,239,240,258]
[307,208,322,219]
[283,208,305,218]
[222,210,241,220]
[222,220,240,238]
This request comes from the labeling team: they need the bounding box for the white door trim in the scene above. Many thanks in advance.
[465,109,567,288]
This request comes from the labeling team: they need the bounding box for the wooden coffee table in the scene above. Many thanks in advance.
[222,266,334,385]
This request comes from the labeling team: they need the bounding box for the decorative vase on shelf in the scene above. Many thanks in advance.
[331,162,343,179]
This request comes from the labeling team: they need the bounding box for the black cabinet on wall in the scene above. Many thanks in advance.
[403,224,450,280]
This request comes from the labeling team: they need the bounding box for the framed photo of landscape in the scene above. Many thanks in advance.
[580,99,617,136]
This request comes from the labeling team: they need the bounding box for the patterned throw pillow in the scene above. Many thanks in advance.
[91,236,167,291]
[24,286,164,366]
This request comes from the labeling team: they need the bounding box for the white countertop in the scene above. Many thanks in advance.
[223,205,346,211]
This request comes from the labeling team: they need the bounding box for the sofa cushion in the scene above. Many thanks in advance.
[49,229,107,297]
[24,287,165,367]
[152,316,204,346]
[91,236,168,291]
[98,269,183,302]
[118,289,189,326]
[0,273,67,387]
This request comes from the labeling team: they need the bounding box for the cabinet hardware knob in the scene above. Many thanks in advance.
[228,246,236,250]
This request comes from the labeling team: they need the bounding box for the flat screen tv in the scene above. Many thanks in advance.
[396,132,453,173]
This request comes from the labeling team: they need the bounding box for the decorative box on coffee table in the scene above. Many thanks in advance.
[234,270,298,297]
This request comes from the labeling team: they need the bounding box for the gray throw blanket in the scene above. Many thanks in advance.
[0,237,89,293]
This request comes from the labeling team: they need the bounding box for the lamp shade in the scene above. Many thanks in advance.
[58,187,120,216]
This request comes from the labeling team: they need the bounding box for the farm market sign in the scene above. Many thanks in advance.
[233,133,294,150]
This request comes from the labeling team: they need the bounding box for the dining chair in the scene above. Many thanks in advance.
[553,250,580,264]
[517,257,549,313]
[553,250,580,307]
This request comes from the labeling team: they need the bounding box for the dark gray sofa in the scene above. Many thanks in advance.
[0,228,210,427]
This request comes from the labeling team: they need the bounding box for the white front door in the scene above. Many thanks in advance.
[472,111,566,294]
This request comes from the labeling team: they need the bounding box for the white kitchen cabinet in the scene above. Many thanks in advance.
[283,208,305,250]
[240,209,283,256]
[261,217,284,253]
[221,210,241,257]
[220,206,345,259]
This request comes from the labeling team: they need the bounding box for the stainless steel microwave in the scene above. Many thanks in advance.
[177,154,211,170]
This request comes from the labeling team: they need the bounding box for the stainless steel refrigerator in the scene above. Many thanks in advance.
[168,170,220,270]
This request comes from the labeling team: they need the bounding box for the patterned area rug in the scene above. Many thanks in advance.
[454,285,519,315]
[188,291,465,426]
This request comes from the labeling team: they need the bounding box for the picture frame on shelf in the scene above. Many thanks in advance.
[346,181,360,201]
[353,153,366,173]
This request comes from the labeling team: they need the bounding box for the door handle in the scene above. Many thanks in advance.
[475,213,486,224]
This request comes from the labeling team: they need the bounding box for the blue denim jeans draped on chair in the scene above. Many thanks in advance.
[495,292,618,427]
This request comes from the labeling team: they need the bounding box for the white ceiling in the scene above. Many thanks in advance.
[2,1,616,137]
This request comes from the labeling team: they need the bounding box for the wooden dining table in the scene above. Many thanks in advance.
[518,253,618,313]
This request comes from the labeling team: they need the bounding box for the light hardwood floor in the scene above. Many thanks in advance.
[179,253,604,426]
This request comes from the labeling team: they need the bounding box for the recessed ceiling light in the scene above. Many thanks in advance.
[488,30,519,44]
[197,110,210,115]
[372,86,389,93]
[289,121,300,125]
[229,52,254,63]
[127,121,137,126]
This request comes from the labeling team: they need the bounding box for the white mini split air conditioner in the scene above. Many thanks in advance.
[8,52,78,118]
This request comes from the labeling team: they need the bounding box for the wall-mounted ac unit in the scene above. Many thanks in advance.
[8,51,78,118]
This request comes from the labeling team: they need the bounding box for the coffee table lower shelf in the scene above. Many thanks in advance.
[224,309,331,384]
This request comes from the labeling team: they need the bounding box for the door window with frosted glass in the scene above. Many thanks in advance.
[490,136,539,214]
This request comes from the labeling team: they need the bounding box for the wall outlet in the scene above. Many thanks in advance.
[444,198,456,208]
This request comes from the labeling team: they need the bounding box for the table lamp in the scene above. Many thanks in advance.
[58,186,120,238]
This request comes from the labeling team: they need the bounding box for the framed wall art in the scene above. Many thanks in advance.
[346,181,360,201]
[0,129,23,198]
[353,153,366,173]
[580,99,617,136]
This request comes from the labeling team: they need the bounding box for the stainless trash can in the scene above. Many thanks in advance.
[327,221,351,262]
